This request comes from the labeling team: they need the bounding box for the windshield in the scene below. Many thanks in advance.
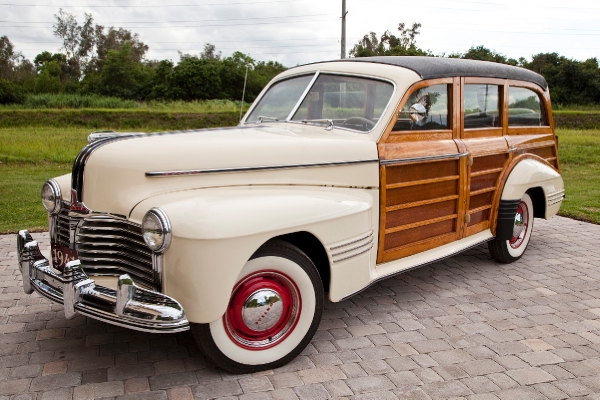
[245,73,394,132]
[245,75,314,122]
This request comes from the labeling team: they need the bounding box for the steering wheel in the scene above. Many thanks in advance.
[342,116,376,131]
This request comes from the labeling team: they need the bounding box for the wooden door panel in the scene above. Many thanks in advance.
[379,155,465,263]
[464,152,509,236]
[384,218,456,250]
[386,199,457,228]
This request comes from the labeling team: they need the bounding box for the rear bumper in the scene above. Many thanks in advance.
[17,230,189,333]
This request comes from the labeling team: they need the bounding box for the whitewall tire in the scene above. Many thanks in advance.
[192,239,324,373]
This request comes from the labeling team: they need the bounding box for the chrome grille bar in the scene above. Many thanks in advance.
[75,215,154,290]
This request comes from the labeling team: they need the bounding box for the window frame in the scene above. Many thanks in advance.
[380,77,458,144]
[506,80,552,135]
[461,77,506,139]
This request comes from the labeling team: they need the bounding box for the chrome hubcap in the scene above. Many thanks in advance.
[242,289,284,332]
[225,270,301,350]
[510,201,529,249]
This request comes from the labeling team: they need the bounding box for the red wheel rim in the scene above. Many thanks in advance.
[224,270,301,350]
[509,200,529,249]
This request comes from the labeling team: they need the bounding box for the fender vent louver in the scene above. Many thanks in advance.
[329,230,374,263]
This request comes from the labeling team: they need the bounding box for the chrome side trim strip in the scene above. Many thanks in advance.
[330,230,374,250]
[145,159,379,177]
[547,189,565,207]
[331,237,374,258]
[333,244,374,264]
[71,126,258,202]
[380,152,469,165]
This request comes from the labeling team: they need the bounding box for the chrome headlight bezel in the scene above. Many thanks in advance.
[41,179,62,215]
[141,208,172,253]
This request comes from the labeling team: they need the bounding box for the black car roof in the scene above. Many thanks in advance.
[310,56,548,90]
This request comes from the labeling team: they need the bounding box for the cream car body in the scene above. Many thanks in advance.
[18,57,564,372]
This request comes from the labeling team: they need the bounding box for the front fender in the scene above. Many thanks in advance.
[130,186,376,323]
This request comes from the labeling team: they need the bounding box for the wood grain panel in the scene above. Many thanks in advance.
[518,145,554,160]
[385,159,459,185]
[461,137,509,156]
[468,208,490,227]
[379,140,459,161]
[470,173,500,192]
[384,219,455,250]
[386,179,459,207]
[469,192,494,211]
[471,153,508,173]
[386,199,457,229]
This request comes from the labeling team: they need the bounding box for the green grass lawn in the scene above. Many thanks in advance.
[0,127,598,234]
[556,129,600,224]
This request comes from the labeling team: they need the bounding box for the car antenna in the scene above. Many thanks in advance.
[239,64,250,122]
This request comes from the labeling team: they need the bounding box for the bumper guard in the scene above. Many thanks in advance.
[17,230,189,333]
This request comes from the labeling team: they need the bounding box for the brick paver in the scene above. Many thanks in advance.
[2,216,600,399]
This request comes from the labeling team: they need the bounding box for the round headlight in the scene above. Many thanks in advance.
[41,180,61,214]
[141,208,172,253]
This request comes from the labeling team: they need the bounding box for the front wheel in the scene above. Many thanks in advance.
[488,192,534,263]
[192,239,324,373]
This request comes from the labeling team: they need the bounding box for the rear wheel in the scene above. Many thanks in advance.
[192,239,323,373]
[489,192,534,263]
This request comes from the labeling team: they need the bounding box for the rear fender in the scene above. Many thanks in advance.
[492,155,564,235]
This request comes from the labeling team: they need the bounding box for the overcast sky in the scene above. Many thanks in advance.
[1,0,599,68]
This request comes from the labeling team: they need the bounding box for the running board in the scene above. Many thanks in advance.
[339,230,494,301]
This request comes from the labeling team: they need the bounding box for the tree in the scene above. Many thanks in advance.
[171,55,222,100]
[456,45,519,66]
[35,61,63,93]
[523,53,600,105]
[95,43,151,100]
[0,78,24,104]
[53,8,95,80]
[350,23,431,57]
[0,36,36,91]
[91,26,148,73]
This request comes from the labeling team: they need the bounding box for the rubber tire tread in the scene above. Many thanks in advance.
[488,195,533,264]
[191,239,324,373]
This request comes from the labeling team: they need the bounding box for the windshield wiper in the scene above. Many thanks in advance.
[256,115,280,123]
[301,119,334,131]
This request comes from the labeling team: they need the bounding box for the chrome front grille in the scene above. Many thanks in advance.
[75,215,154,290]
[55,201,72,247]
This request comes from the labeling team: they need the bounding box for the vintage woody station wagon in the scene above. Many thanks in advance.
[18,56,564,372]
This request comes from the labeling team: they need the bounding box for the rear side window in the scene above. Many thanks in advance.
[508,87,546,126]
[393,84,450,131]
[464,84,501,129]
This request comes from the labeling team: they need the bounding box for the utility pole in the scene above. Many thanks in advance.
[341,0,347,59]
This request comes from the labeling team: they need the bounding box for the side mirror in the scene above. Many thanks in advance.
[409,103,427,122]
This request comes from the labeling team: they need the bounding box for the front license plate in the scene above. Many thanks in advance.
[50,242,78,271]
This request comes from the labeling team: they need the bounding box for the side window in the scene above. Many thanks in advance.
[393,84,450,131]
[464,84,501,129]
[508,87,546,126]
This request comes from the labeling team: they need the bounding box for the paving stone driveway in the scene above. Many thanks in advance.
[2,216,600,400]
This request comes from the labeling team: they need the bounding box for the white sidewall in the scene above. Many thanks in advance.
[506,193,534,258]
[209,256,316,365]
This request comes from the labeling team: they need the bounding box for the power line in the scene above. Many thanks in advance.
[0,13,331,24]
[0,0,305,7]
[0,18,338,29]
[354,0,600,11]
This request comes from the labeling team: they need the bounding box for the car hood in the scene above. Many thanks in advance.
[80,124,380,217]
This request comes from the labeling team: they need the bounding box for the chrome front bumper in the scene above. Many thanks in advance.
[17,230,189,333]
